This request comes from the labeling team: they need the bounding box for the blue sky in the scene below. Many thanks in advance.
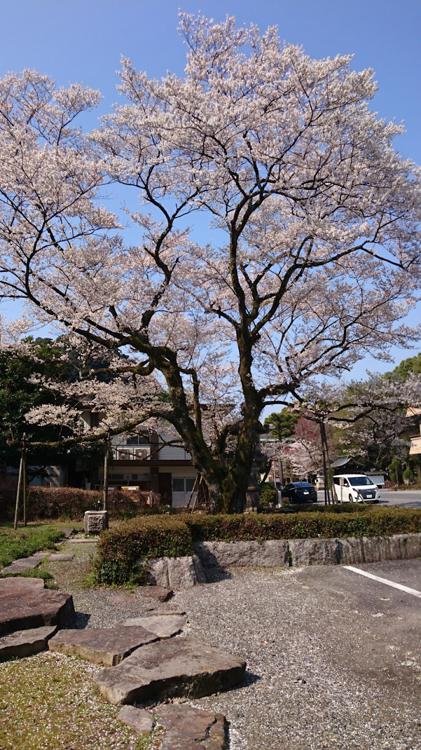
[1,0,420,376]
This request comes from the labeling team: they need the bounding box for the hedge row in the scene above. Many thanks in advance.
[94,507,421,584]
[0,486,149,521]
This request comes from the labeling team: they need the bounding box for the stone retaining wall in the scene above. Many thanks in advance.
[145,533,421,589]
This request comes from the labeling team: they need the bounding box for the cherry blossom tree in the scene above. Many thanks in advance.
[332,372,421,471]
[0,14,420,511]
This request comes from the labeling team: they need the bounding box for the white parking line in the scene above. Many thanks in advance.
[343,565,421,599]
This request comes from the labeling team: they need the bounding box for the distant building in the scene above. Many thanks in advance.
[407,407,421,456]
[104,430,197,508]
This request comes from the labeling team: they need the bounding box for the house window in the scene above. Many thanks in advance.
[126,434,150,446]
[186,477,195,492]
[172,477,195,493]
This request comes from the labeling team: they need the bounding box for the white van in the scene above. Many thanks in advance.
[333,474,379,503]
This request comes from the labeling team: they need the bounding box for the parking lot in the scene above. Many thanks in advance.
[177,559,421,750]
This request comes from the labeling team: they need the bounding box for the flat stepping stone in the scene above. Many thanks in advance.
[117,704,228,749]
[0,576,75,636]
[0,577,44,593]
[118,706,154,734]
[0,625,57,660]
[95,636,246,705]
[155,704,228,750]
[123,614,187,639]
[49,626,159,666]
[47,553,74,562]
[67,536,98,544]
[138,586,173,602]
[1,554,43,575]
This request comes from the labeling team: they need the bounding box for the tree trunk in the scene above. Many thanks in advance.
[320,421,331,505]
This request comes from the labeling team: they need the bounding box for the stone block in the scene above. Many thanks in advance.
[194,540,290,572]
[138,586,173,602]
[83,510,109,535]
[0,577,75,636]
[146,558,169,588]
[123,613,187,638]
[146,556,204,590]
[95,635,246,705]
[0,625,57,660]
[288,538,339,566]
[337,537,365,565]
[389,533,421,559]
[167,556,201,589]
[118,706,154,734]
[155,704,228,750]
[49,625,158,666]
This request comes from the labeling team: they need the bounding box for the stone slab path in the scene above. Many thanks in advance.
[118,705,154,734]
[137,586,173,603]
[0,625,57,660]
[0,576,75,636]
[118,703,228,749]
[49,625,159,666]
[123,613,187,638]
[95,635,246,705]
[47,553,74,562]
[156,704,228,750]
[1,553,44,576]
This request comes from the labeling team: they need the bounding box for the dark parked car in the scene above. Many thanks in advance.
[281,481,317,504]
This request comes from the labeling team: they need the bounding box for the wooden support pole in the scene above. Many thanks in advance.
[102,432,110,511]
[13,444,24,530]
[22,434,27,526]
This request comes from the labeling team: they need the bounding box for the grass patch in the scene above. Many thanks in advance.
[0,525,66,568]
[0,652,139,749]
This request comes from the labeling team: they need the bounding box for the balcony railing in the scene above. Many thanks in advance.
[409,435,421,455]
[111,445,151,461]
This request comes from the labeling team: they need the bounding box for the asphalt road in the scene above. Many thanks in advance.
[317,488,421,508]
[379,489,421,508]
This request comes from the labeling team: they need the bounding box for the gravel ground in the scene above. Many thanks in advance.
[46,542,421,750]
[47,540,183,627]
[175,568,421,750]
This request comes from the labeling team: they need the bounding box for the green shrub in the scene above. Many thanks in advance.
[94,515,192,585]
[403,467,413,485]
[259,483,278,508]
